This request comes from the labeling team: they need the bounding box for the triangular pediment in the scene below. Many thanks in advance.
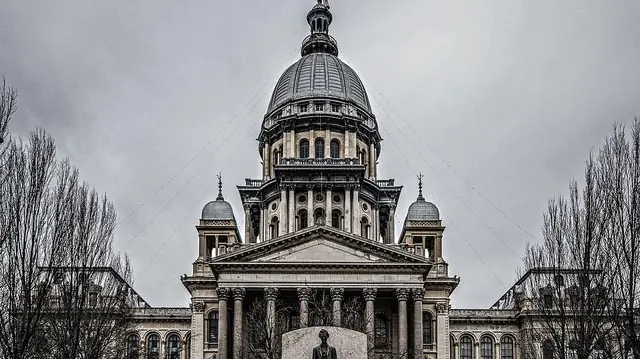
[212,226,429,265]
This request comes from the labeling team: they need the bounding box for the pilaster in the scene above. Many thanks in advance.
[436,302,451,359]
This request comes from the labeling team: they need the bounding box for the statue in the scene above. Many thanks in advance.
[312,329,337,359]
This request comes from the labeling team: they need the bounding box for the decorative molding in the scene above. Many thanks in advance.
[202,220,233,226]
[216,287,230,300]
[232,288,246,301]
[192,302,205,313]
[297,287,312,301]
[412,288,425,302]
[436,302,451,314]
[362,287,377,301]
[330,287,344,301]
[395,288,410,301]
[264,287,279,301]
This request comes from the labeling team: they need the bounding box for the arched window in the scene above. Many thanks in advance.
[500,336,514,359]
[299,139,309,159]
[208,311,219,343]
[374,314,388,347]
[480,336,493,359]
[314,209,325,226]
[315,138,325,158]
[542,339,554,359]
[422,312,433,344]
[147,333,160,359]
[167,334,181,359]
[460,336,473,359]
[331,210,341,229]
[270,217,280,239]
[330,139,340,158]
[299,210,308,229]
[126,333,140,359]
[361,217,369,239]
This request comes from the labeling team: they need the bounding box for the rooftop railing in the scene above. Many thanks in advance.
[278,157,361,166]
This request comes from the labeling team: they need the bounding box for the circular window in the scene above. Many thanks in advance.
[271,203,277,211]
[362,203,369,212]
[315,193,324,202]
[299,195,307,203]
[333,195,341,203]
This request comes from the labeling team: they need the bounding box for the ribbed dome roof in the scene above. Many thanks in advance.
[266,53,372,115]
[406,198,440,221]
[201,199,235,221]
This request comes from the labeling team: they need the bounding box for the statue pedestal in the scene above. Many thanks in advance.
[282,327,367,359]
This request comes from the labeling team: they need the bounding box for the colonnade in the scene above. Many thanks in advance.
[214,287,427,359]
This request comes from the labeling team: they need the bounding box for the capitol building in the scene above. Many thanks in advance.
[125,2,537,359]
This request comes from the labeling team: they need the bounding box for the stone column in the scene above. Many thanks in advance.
[279,186,287,236]
[290,129,295,157]
[243,205,252,243]
[363,288,377,352]
[387,206,396,244]
[330,287,344,326]
[353,186,361,236]
[344,130,350,158]
[325,129,331,158]
[373,206,379,241]
[474,342,479,359]
[412,289,425,359]
[288,186,295,233]
[326,186,332,227]
[265,143,271,179]
[307,185,314,225]
[191,302,205,359]
[232,288,246,359]
[345,186,352,232]
[309,129,315,157]
[216,288,230,359]
[396,288,409,357]
[262,203,268,242]
[436,303,451,359]
[369,143,375,179]
[265,288,279,339]
[297,287,311,328]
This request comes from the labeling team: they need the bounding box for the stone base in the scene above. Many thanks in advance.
[282,327,367,359]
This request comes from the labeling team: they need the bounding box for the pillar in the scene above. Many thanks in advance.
[290,129,295,157]
[262,144,268,178]
[243,205,252,243]
[353,186,361,236]
[363,288,377,352]
[265,288,279,339]
[297,287,311,328]
[265,143,271,179]
[330,287,344,326]
[232,288,245,359]
[345,186,352,232]
[373,206,379,241]
[436,302,451,359]
[369,143,375,179]
[216,288,230,359]
[191,302,205,359]
[388,206,396,244]
[325,129,330,158]
[344,130,349,158]
[326,186,332,227]
[279,186,287,236]
[306,185,314,225]
[261,203,268,242]
[310,129,315,158]
[396,288,409,357]
[288,187,295,233]
[413,289,425,359]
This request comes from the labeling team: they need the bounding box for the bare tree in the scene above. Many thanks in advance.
[0,77,16,149]
[244,298,292,359]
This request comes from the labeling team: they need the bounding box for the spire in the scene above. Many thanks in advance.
[216,173,224,201]
[417,173,425,201]
[301,0,338,57]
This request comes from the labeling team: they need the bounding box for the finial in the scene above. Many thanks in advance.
[417,173,424,200]
[216,173,224,200]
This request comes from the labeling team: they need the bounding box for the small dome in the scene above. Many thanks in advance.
[201,199,235,221]
[406,198,440,221]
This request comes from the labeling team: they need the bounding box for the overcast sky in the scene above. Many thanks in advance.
[1,0,639,309]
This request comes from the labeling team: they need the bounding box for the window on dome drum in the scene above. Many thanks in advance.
[480,336,493,359]
[299,104,308,113]
[315,138,325,158]
[331,104,341,112]
[374,314,388,347]
[299,139,310,158]
[460,336,473,359]
[542,340,554,359]
[330,139,340,158]
[126,333,140,359]
[422,311,432,344]
[361,217,369,239]
[500,336,514,359]
[315,103,324,112]
[167,334,181,359]
[270,217,280,239]
[299,210,308,229]
[208,311,219,343]
[147,333,160,359]
[331,210,341,229]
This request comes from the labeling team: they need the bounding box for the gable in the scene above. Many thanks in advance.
[255,239,381,263]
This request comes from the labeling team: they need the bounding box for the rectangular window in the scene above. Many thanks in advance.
[331,104,341,112]
[315,103,324,112]
[299,104,308,113]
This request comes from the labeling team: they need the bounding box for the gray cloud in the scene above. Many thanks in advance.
[1,0,638,308]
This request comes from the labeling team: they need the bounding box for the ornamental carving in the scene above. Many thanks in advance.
[330,287,344,301]
[192,302,205,312]
[297,287,312,301]
[436,302,451,314]
[412,288,425,302]
[265,287,279,301]
[362,288,377,301]
[233,288,246,301]
[216,287,230,300]
[202,220,233,226]
[395,288,410,301]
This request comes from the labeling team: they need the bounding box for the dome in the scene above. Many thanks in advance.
[266,53,372,115]
[201,199,235,221]
[406,198,440,221]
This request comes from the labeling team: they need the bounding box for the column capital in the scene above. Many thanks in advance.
[306,184,314,191]
[412,288,425,302]
[192,301,205,312]
[265,287,279,301]
[395,288,410,301]
[330,287,344,301]
[232,288,246,301]
[436,302,451,314]
[216,287,230,301]
[362,287,377,301]
[279,184,287,192]
[297,287,312,301]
